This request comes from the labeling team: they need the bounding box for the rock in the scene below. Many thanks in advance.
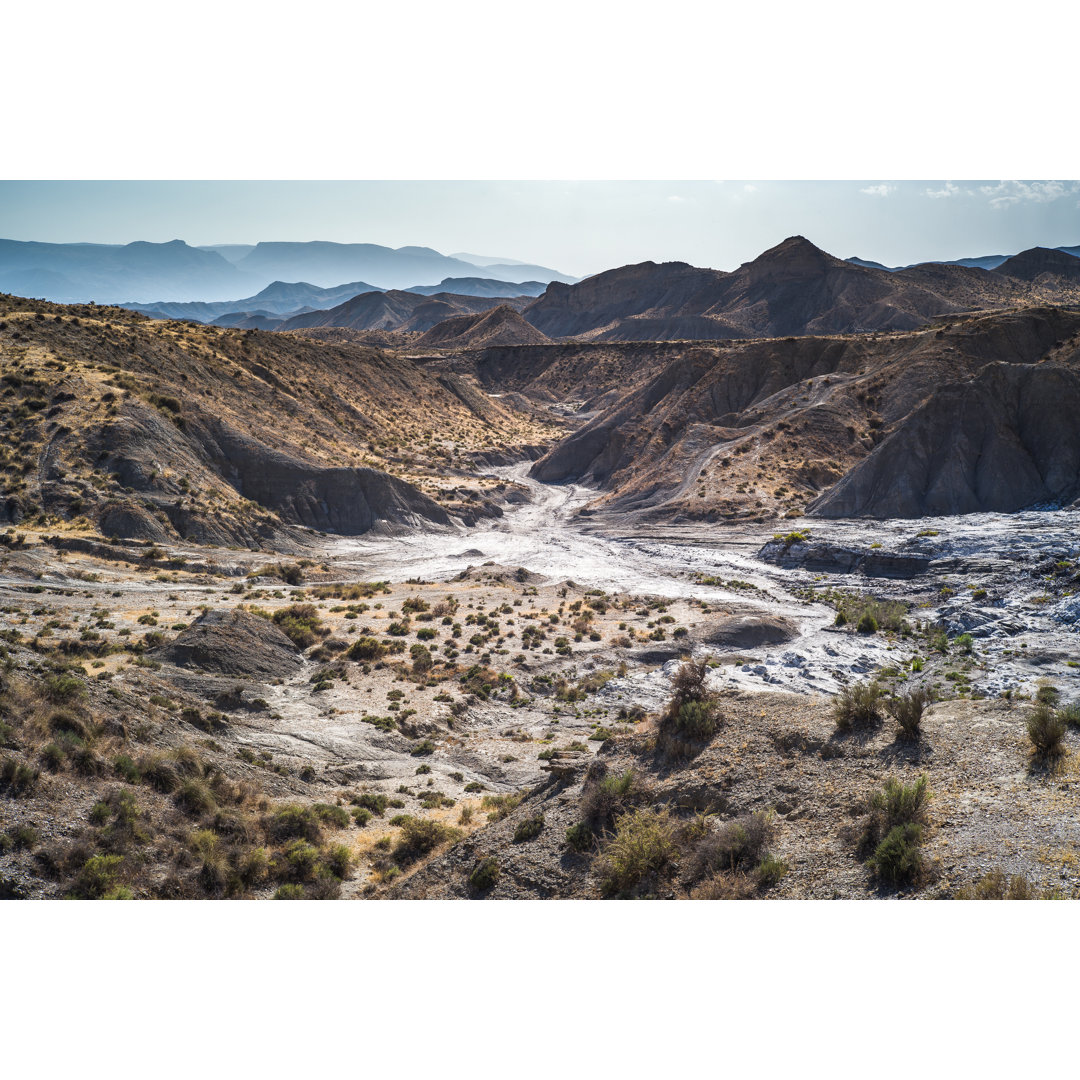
[156,609,303,678]
[697,614,799,650]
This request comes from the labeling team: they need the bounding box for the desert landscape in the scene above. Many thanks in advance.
[3,231,1080,900]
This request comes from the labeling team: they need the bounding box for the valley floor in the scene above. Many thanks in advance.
[2,472,1079,899]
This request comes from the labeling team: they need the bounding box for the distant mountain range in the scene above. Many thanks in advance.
[0,238,575,304]
[846,245,1080,273]
[520,237,1080,341]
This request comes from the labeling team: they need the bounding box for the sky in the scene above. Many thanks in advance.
[1,180,1078,279]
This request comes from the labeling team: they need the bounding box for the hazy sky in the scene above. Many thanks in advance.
[2,180,1078,278]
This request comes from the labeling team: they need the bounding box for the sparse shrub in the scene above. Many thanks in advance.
[72,854,124,899]
[351,792,389,816]
[597,809,677,896]
[955,870,1040,900]
[347,637,384,662]
[481,792,525,823]
[40,743,66,772]
[239,848,270,888]
[868,823,924,886]
[410,739,436,756]
[468,856,500,892]
[313,803,351,829]
[657,658,720,754]
[352,807,373,827]
[281,839,321,882]
[690,811,774,878]
[43,672,85,703]
[856,612,878,634]
[267,803,323,843]
[756,854,788,889]
[513,814,544,843]
[113,754,142,784]
[271,604,323,649]
[887,688,932,742]
[393,816,462,864]
[859,775,930,876]
[274,883,304,899]
[0,756,40,795]
[833,681,883,731]
[1027,704,1066,760]
[323,843,353,880]
[566,821,593,851]
[140,755,179,793]
[1035,683,1061,706]
[174,780,216,817]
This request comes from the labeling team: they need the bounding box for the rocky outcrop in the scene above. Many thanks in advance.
[157,609,303,678]
[809,362,1080,518]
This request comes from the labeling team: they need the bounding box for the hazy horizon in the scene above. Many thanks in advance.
[2,180,1079,279]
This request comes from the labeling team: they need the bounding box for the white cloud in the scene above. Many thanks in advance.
[978,180,1077,208]
[667,195,685,203]
[743,183,757,193]
[859,183,895,197]
[925,181,967,199]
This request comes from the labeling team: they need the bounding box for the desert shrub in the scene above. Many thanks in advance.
[833,681,883,731]
[272,604,323,649]
[833,595,909,634]
[174,780,216,818]
[393,816,462,864]
[347,637,384,661]
[513,814,544,843]
[266,803,323,843]
[860,775,930,859]
[323,843,353,880]
[280,839,321,882]
[657,658,720,754]
[40,743,66,772]
[351,792,389,816]
[887,688,932,742]
[139,756,179,793]
[1059,701,1080,727]
[1027,704,1066,760]
[0,823,38,852]
[468,856,500,892]
[597,809,677,896]
[580,767,640,832]
[72,854,124,899]
[112,754,142,784]
[43,672,85,703]
[856,612,878,634]
[351,807,373,827]
[868,823,924,886]
[70,745,106,777]
[410,739,436,757]
[237,848,270,888]
[690,811,774,878]
[481,792,525,822]
[274,883,304,899]
[756,854,789,889]
[955,870,1040,900]
[312,803,351,830]
[1035,683,1061,706]
[49,712,89,740]
[566,821,593,851]
[0,756,40,795]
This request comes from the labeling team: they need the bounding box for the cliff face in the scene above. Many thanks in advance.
[808,362,1080,518]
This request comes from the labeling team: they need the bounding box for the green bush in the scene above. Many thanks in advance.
[868,823,924,886]
[394,816,462,864]
[271,604,323,649]
[887,688,932,742]
[756,854,788,889]
[955,870,1040,899]
[856,612,878,634]
[351,792,389,816]
[347,637,384,661]
[860,775,930,862]
[352,807,373,827]
[1027,704,1066,760]
[112,754,142,783]
[312,803,351,830]
[174,780,216,818]
[513,814,544,843]
[468,856,500,892]
[72,854,124,899]
[565,821,593,851]
[0,756,40,795]
[598,809,676,896]
[266,803,323,843]
[323,843,353,880]
[274,883,304,899]
[833,681,883,731]
[690,811,774,877]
